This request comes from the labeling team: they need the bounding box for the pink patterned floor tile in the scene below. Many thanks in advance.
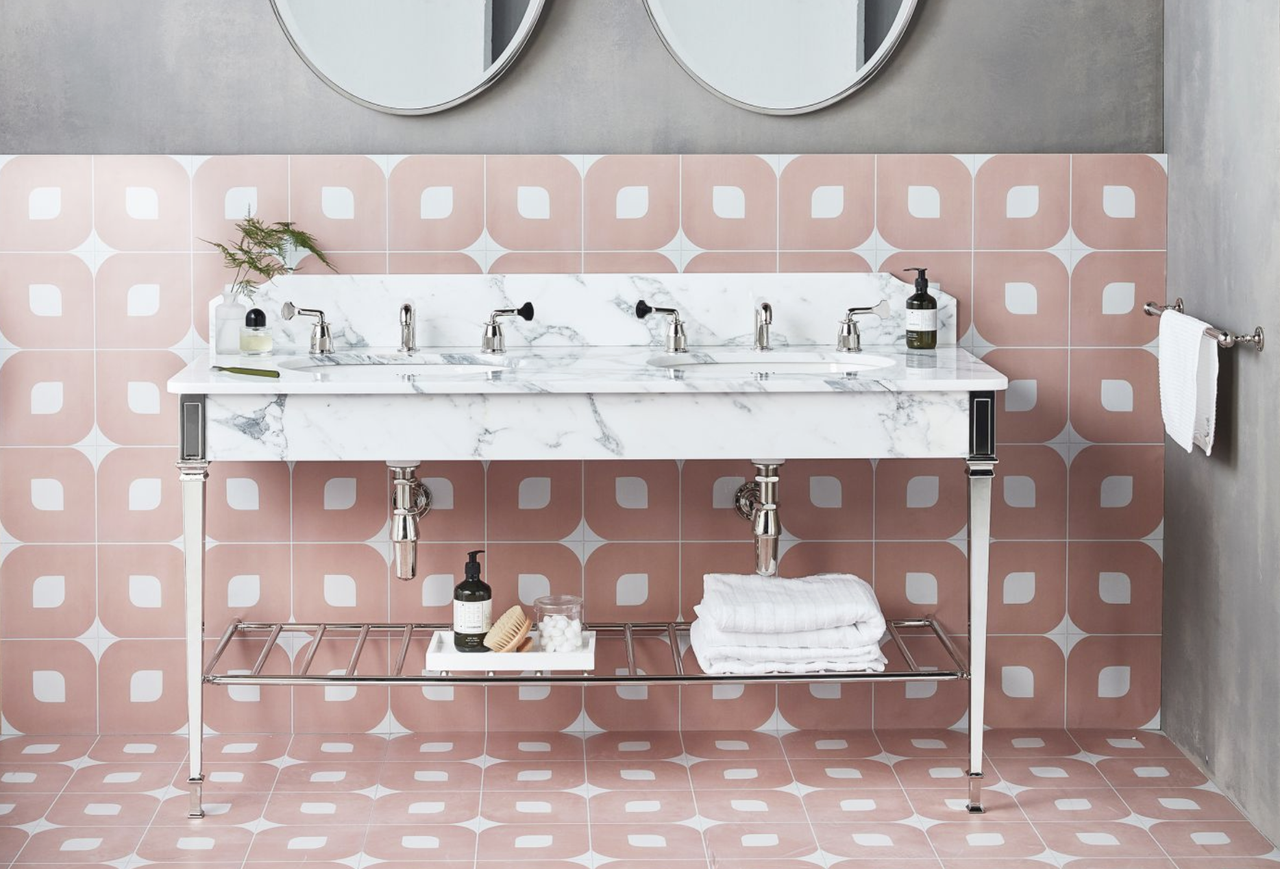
[888,757,995,790]
[879,728,970,758]
[352,822,477,861]
[905,787,1024,821]
[1148,821,1278,858]
[177,761,279,793]
[802,787,914,823]
[588,789,698,824]
[829,861,943,869]
[990,757,1107,789]
[1118,787,1249,822]
[481,760,584,792]
[925,820,1048,859]
[1097,757,1210,789]
[984,729,1082,758]
[1015,786,1133,822]
[272,760,380,793]
[589,822,708,860]
[64,761,179,793]
[475,823,592,861]
[484,731,585,761]
[384,731,486,762]
[687,758,797,790]
[681,730,784,760]
[0,792,56,825]
[378,760,483,792]
[0,763,74,794]
[244,824,368,861]
[814,821,938,860]
[287,733,388,763]
[262,791,375,826]
[1172,859,1280,869]
[780,730,882,760]
[151,791,268,826]
[695,787,809,824]
[135,823,255,863]
[586,759,692,791]
[1032,820,1166,859]
[367,790,481,825]
[789,757,901,790]
[16,825,145,863]
[0,827,27,863]
[1072,729,1184,758]
[204,733,291,763]
[703,820,820,860]
[43,791,159,826]
[0,736,95,764]
[479,789,586,825]
[586,730,685,761]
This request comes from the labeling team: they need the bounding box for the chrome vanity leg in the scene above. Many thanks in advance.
[177,395,207,819]
[966,392,997,815]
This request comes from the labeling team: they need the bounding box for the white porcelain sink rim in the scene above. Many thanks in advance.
[648,350,895,374]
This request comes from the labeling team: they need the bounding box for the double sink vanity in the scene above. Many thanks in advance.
[167,272,1007,817]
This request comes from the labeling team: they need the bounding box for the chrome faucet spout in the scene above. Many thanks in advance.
[754,301,773,351]
[399,303,416,353]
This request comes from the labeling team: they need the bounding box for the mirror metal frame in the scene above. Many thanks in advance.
[643,0,919,115]
[270,0,546,115]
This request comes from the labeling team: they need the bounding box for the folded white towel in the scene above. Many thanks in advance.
[693,605,885,649]
[699,572,885,639]
[690,619,887,675]
[1159,309,1219,455]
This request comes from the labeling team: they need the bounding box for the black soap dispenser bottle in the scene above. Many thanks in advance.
[453,550,492,652]
[904,267,938,350]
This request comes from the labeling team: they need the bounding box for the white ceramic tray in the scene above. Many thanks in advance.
[426,630,597,672]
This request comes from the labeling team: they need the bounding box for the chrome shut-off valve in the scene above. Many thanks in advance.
[389,462,432,581]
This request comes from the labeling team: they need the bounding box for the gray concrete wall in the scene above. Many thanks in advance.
[1163,0,1280,843]
[0,0,1162,154]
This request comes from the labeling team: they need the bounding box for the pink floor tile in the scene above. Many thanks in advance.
[43,792,159,826]
[484,731,585,761]
[204,733,291,763]
[262,791,375,826]
[586,759,692,791]
[590,822,708,860]
[1171,859,1280,869]
[64,761,179,793]
[481,760,584,791]
[890,757,997,790]
[0,736,95,764]
[1072,729,1185,757]
[0,792,56,825]
[829,861,943,869]
[814,821,938,860]
[475,823,592,861]
[273,760,381,792]
[0,762,74,794]
[587,789,698,824]
[1097,756,1212,789]
[790,757,901,789]
[681,730,784,760]
[688,758,798,790]
[984,729,1082,757]
[991,757,1107,789]
[180,761,278,793]
[245,824,368,861]
[1033,820,1167,859]
[802,787,914,823]
[151,791,268,826]
[780,730,881,759]
[703,821,820,860]
[0,828,28,863]
[905,787,1024,821]
[1118,787,1249,822]
[384,730,486,762]
[378,760,483,792]
[479,789,587,825]
[16,825,145,863]
[367,790,481,825]
[925,820,1048,859]
[1015,786,1133,822]
[287,733,388,763]
[586,730,685,760]
[879,728,970,757]
[361,823,478,861]
[691,788,807,825]
[135,823,255,863]
[1148,821,1278,858]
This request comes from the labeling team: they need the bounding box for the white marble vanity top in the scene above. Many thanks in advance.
[169,345,1007,396]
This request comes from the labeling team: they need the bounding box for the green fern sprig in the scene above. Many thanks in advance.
[202,215,335,301]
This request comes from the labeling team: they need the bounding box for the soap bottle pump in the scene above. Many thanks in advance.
[904,267,938,350]
[453,550,492,652]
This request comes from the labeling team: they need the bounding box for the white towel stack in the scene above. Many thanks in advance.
[690,573,888,675]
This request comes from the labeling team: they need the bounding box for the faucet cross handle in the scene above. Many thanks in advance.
[482,301,535,354]
[837,298,890,353]
[636,299,688,353]
[281,301,333,354]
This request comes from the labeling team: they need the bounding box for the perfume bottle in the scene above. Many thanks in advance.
[239,308,273,356]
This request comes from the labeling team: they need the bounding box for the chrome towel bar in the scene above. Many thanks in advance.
[1144,297,1265,351]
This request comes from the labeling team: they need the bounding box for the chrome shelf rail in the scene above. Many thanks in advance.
[202,617,968,688]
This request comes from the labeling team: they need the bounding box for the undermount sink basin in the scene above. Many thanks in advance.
[278,353,507,379]
[649,350,895,377]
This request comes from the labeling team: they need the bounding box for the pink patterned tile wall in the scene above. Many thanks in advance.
[0,153,1167,735]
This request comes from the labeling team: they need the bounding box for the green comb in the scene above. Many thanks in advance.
[212,365,281,379]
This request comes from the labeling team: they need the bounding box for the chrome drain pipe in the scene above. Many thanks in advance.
[735,460,784,576]
[388,462,431,581]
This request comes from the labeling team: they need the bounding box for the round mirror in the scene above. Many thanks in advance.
[644,0,917,114]
[271,0,545,115]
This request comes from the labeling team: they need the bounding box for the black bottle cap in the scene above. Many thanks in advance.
[465,549,484,579]
[245,308,266,328]
[905,267,929,292]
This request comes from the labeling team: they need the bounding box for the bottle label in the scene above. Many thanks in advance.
[906,309,937,332]
[453,599,492,634]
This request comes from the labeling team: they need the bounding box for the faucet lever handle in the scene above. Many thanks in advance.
[489,301,535,323]
[845,299,891,319]
[635,300,687,353]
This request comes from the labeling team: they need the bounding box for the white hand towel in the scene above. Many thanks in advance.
[699,572,885,639]
[690,619,887,675]
[693,605,886,649]
[1159,309,1219,455]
